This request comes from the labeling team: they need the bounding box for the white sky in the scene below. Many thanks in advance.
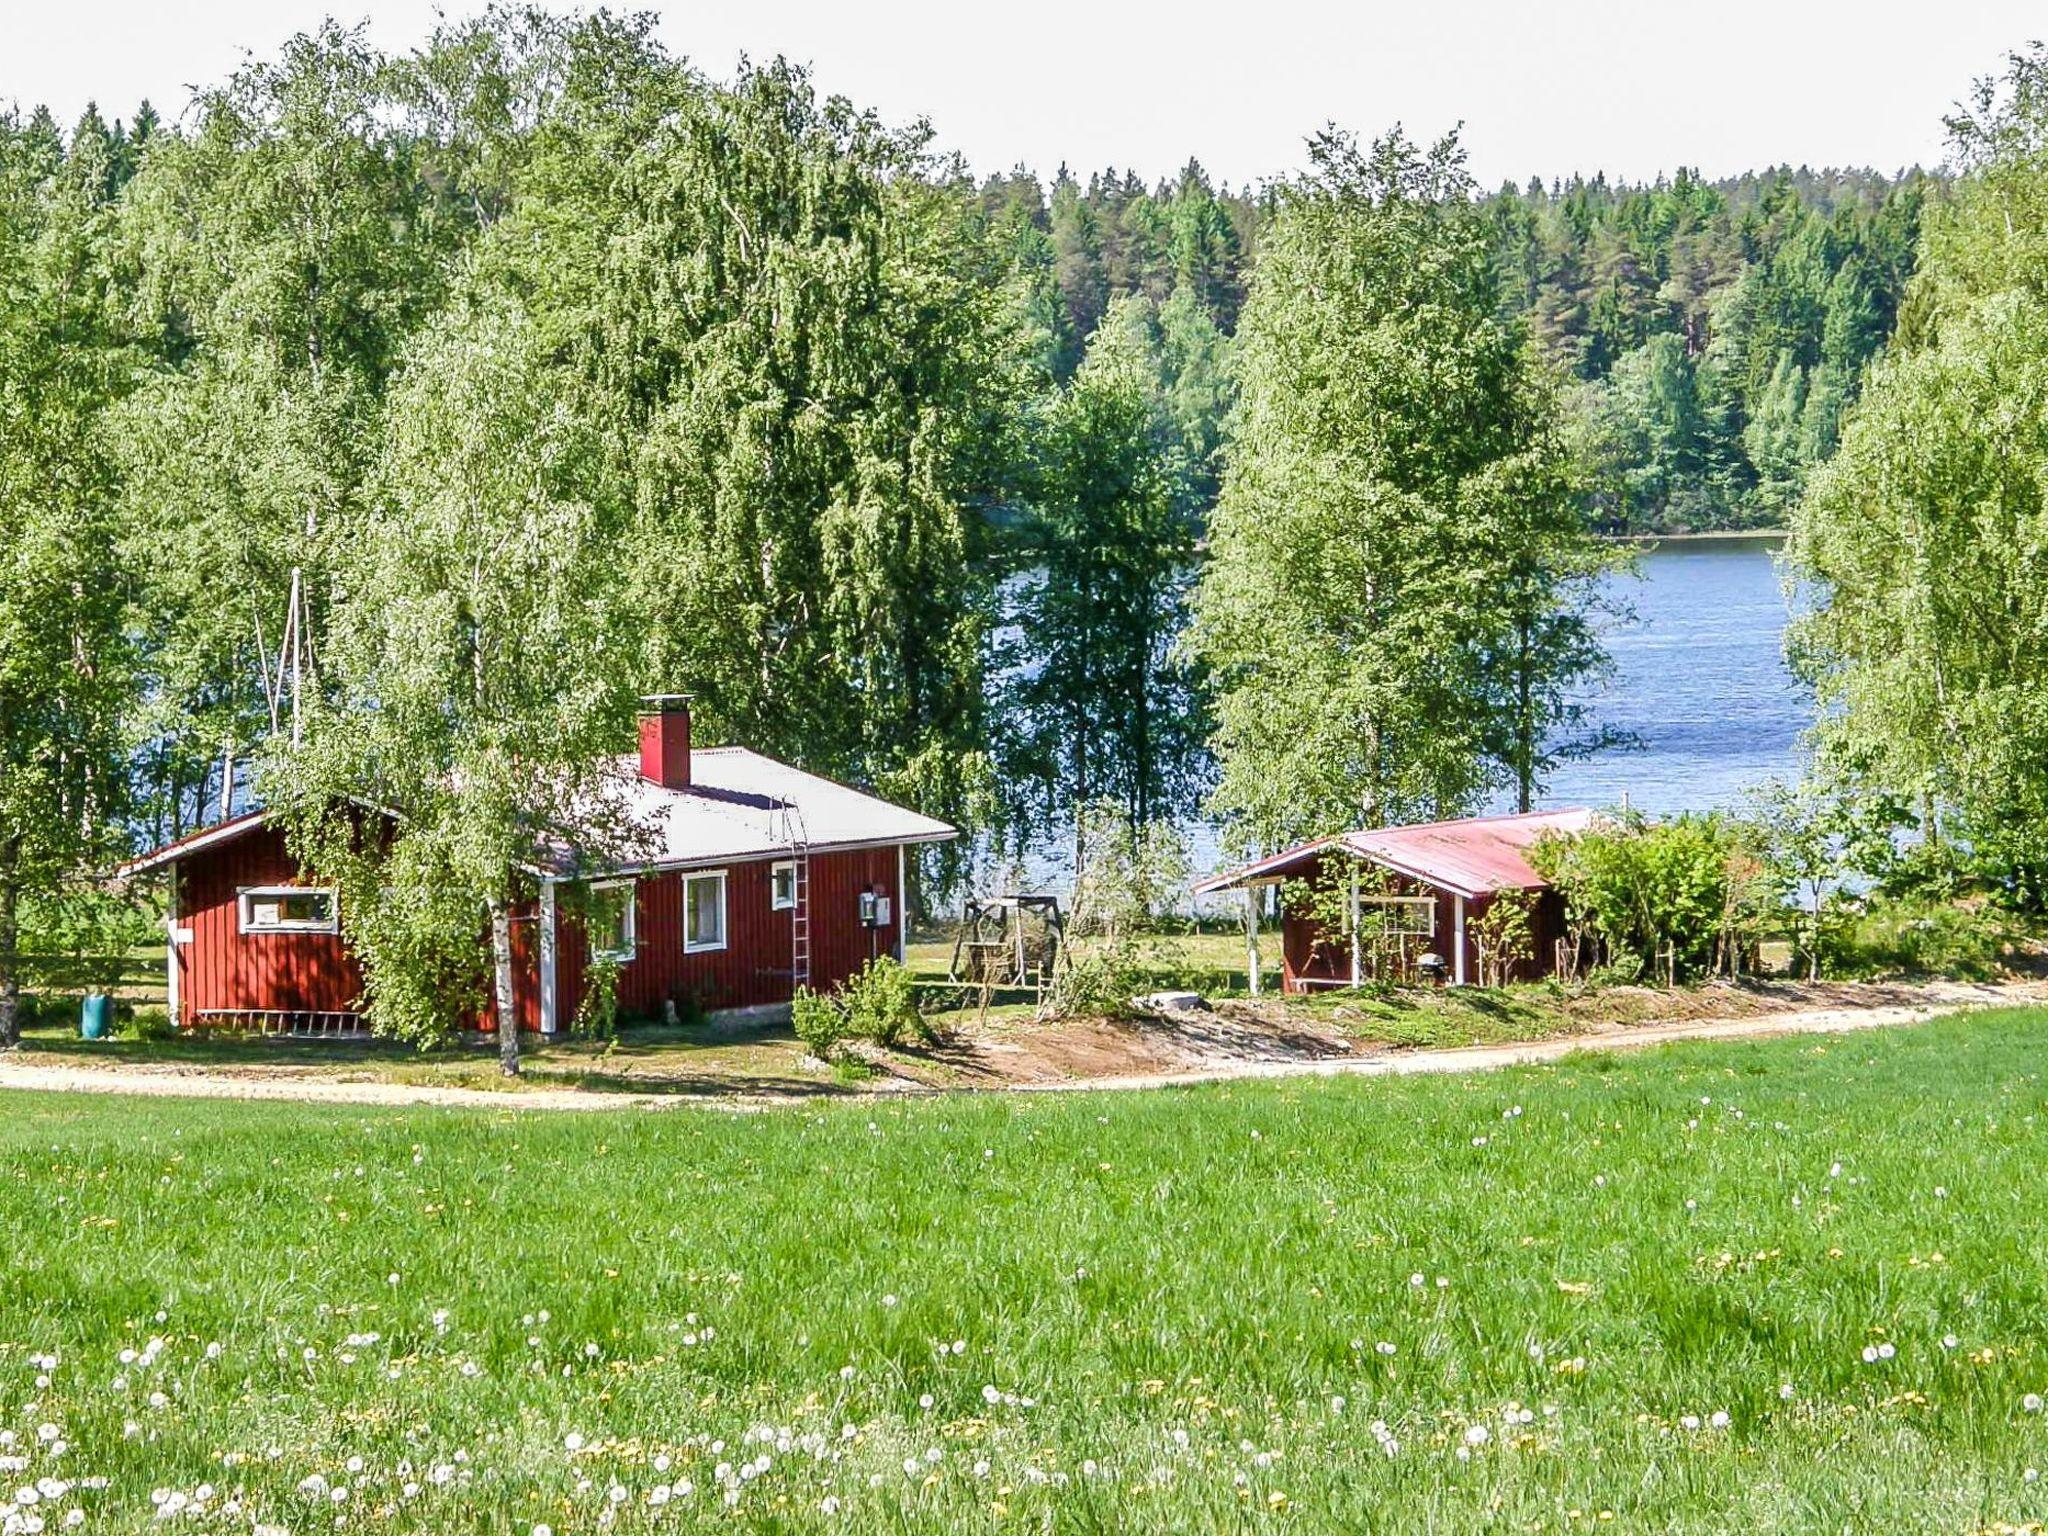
[5,0,2042,189]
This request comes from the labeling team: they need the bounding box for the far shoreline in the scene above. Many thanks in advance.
[1602,527,1789,544]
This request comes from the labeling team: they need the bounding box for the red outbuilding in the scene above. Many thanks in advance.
[1195,808,1595,990]
[120,698,956,1036]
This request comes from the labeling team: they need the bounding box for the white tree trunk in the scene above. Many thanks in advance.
[490,896,519,1076]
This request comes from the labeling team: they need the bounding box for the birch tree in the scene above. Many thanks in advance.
[271,285,639,1071]
[116,23,457,839]
[1789,48,2048,907]
[1188,127,1611,850]
[0,115,133,1047]
[490,47,1020,874]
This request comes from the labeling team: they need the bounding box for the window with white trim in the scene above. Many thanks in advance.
[1358,894,1436,939]
[238,886,339,935]
[587,879,637,962]
[771,860,797,911]
[684,870,728,953]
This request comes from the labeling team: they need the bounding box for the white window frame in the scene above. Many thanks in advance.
[237,885,339,935]
[1358,893,1437,939]
[770,860,797,912]
[588,878,638,963]
[683,869,729,954]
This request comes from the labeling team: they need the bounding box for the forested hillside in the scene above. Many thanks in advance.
[999,161,1931,531]
[1496,169,1928,530]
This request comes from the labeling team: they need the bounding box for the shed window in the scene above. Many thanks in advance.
[684,871,728,953]
[771,860,797,911]
[1358,894,1436,939]
[588,880,636,962]
[238,886,338,935]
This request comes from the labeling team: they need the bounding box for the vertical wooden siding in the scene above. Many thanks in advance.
[1278,852,1562,991]
[807,845,903,988]
[170,830,912,1033]
[546,845,906,1024]
[174,827,364,1025]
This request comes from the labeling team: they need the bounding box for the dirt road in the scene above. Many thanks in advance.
[1,978,2040,1112]
[1025,980,2048,1093]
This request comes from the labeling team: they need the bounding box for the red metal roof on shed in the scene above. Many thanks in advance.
[1195,808,1596,900]
[1340,809,1594,898]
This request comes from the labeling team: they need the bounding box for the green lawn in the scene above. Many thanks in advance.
[7,1010,2048,1532]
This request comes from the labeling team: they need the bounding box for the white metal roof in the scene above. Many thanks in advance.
[119,749,957,880]
[587,748,956,875]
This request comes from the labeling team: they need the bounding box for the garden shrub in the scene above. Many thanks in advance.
[1042,949,1149,1020]
[791,986,847,1058]
[792,957,927,1059]
[840,956,925,1047]
[1532,812,1774,983]
[1820,896,2021,980]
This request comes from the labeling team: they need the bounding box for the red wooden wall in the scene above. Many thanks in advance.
[172,826,365,1025]
[539,844,905,1029]
[167,829,910,1033]
[1277,852,1563,991]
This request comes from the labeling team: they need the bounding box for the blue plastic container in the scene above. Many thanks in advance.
[80,993,113,1040]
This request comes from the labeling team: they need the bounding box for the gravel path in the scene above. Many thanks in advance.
[1,979,2040,1112]
[0,1065,639,1111]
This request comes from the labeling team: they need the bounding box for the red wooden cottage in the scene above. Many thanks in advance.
[120,698,956,1036]
[1195,808,1595,990]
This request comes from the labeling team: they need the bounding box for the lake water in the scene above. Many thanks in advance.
[1518,533,1806,818]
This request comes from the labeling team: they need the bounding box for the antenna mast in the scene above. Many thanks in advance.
[262,566,312,745]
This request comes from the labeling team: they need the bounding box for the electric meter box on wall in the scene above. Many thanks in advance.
[859,891,892,928]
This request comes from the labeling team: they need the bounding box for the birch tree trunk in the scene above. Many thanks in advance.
[0,844,20,1050]
[490,895,519,1076]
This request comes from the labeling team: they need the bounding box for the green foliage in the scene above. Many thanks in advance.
[1188,127,1618,849]
[1820,895,2023,980]
[840,956,924,1048]
[1744,777,1860,978]
[792,956,927,1057]
[1043,803,1193,1018]
[573,952,622,1041]
[1279,872,1353,950]
[0,107,136,1046]
[11,890,153,994]
[996,296,1213,846]
[790,984,847,1059]
[1470,889,1536,987]
[115,22,461,846]
[1492,166,1924,532]
[505,50,1019,882]
[271,283,645,1063]
[1069,800,1191,943]
[1789,48,2048,911]
[1532,813,1772,982]
[1041,945,1151,1022]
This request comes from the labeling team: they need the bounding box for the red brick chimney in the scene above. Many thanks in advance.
[637,695,693,789]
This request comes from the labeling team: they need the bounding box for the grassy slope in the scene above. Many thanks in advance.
[7,1010,2048,1532]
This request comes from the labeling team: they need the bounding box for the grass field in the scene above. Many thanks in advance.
[7,1011,2048,1532]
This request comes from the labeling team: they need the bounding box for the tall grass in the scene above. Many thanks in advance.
[6,1010,2048,1531]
